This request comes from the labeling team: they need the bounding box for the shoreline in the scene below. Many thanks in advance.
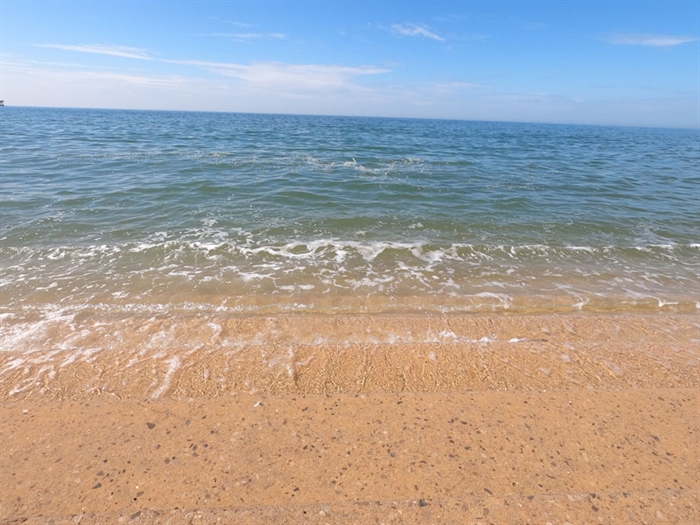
[1,312,697,401]
[1,311,698,523]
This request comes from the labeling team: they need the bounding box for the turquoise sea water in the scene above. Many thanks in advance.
[1,107,699,318]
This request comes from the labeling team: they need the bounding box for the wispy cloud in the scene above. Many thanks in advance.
[211,32,288,42]
[207,17,252,28]
[71,71,191,86]
[5,59,192,86]
[173,60,390,88]
[430,81,484,93]
[226,20,252,28]
[606,33,697,47]
[37,44,153,60]
[391,23,445,42]
[30,42,388,90]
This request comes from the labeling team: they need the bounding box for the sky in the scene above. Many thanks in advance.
[1,0,698,128]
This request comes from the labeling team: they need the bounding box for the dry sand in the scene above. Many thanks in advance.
[1,313,698,523]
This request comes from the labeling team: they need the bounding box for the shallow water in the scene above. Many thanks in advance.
[1,108,699,321]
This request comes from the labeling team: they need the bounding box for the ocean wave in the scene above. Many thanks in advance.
[2,236,697,312]
[3,238,699,261]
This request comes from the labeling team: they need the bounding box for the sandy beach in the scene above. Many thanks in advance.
[1,312,698,523]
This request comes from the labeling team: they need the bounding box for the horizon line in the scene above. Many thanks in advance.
[2,103,698,131]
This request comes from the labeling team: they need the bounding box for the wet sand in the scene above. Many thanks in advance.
[1,313,698,523]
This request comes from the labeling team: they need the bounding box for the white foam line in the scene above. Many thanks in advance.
[151,356,181,399]
[6,239,698,273]
[8,382,32,396]
[1,357,25,374]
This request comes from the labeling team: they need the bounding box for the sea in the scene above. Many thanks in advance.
[1,107,699,356]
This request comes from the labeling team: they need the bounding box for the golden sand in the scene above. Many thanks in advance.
[1,313,698,523]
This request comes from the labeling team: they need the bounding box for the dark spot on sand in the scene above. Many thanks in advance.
[418,499,428,507]
[130,511,141,520]
[92,483,102,489]
[147,422,156,429]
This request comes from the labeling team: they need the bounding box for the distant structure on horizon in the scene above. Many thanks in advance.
[0,100,4,107]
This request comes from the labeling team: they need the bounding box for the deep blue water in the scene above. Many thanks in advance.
[1,107,698,314]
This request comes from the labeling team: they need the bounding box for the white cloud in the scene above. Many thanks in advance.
[25,43,389,92]
[211,32,288,42]
[6,61,191,86]
[430,81,484,94]
[37,44,153,60]
[227,21,252,28]
[391,23,445,42]
[74,71,190,86]
[173,60,390,88]
[607,34,698,47]
[4,52,698,128]
[207,17,251,28]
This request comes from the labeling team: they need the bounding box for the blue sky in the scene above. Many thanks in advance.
[1,1,698,127]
